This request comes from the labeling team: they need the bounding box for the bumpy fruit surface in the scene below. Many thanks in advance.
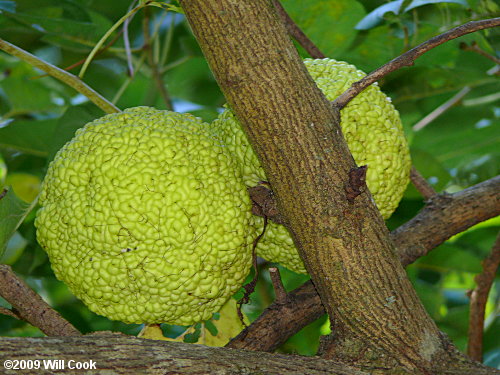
[211,58,411,274]
[36,107,256,325]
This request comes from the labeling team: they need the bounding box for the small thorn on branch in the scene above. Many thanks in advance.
[345,165,367,203]
[248,183,287,225]
[269,267,288,304]
[0,188,7,200]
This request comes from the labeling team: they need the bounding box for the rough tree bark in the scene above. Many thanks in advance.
[178,0,493,373]
[1,335,497,375]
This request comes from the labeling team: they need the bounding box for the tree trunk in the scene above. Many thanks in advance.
[0,336,496,375]
[178,0,484,373]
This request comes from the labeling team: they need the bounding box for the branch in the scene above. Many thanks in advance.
[1,335,496,375]
[412,87,472,132]
[467,232,500,362]
[229,176,500,351]
[394,175,500,266]
[332,18,500,110]
[271,0,326,59]
[0,335,368,375]
[143,7,173,110]
[0,265,81,337]
[0,39,120,114]
[460,41,500,65]
[409,166,437,199]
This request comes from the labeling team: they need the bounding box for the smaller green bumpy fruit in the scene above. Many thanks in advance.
[35,107,256,325]
[210,58,411,274]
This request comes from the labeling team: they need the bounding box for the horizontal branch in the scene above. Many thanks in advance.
[1,335,496,375]
[229,176,500,351]
[0,265,80,336]
[394,175,500,266]
[333,17,500,109]
[0,335,367,375]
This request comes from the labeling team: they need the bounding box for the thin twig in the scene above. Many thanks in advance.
[123,0,140,77]
[413,87,471,131]
[0,39,120,114]
[410,166,437,200]
[143,8,173,110]
[333,18,500,110]
[467,232,500,362]
[269,267,287,304]
[460,41,500,65]
[272,0,326,59]
[79,2,146,78]
[0,306,21,319]
[0,265,81,336]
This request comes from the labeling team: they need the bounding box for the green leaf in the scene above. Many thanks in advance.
[165,57,224,106]
[405,148,452,198]
[0,231,28,264]
[412,106,500,168]
[405,0,468,12]
[47,103,104,162]
[281,0,366,57]
[0,188,36,259]
[0,119,58,156]
[356,0,468,30]
[0,1,16,12]
[1,76,54,114]
[338,25,404,71]
[2,6,99,41]
[355,1,403,30]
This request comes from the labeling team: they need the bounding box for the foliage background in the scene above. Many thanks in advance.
[0,0,498,366]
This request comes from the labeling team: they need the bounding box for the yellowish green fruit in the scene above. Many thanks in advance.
[211,58,411,274]
[35,107,256,325]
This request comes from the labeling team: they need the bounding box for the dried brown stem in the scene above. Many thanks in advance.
[467,232,500,362]
[460,41,500,65]
[229,176,500,351]
[271,0,326,59]
[410,166,437,200]
[333,18,500,110]
[269,267,287,304]
[0,265,81,336]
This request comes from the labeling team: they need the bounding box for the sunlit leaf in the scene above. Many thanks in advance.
[282,0,366,57]
[0,188,36,258]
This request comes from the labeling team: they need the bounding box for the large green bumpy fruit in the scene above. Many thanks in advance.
[35,107,256,325]
[211,58,411,274]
